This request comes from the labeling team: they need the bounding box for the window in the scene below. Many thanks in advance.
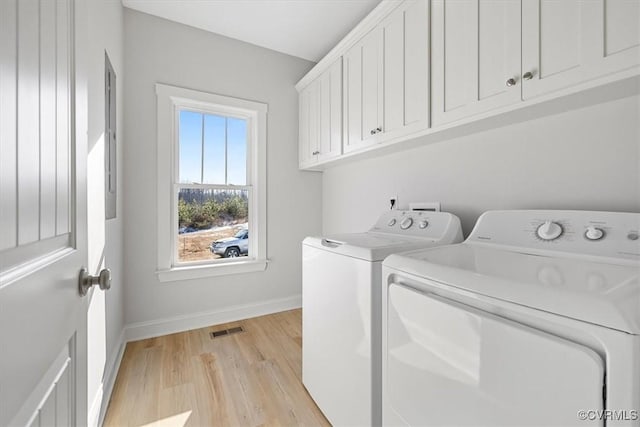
[156,84,267,281]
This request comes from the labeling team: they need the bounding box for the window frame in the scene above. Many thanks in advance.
[156,83,268,281]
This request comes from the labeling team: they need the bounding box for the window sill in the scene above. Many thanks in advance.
[156,259,268,282]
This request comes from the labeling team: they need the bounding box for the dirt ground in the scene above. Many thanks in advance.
[177,226,242,262]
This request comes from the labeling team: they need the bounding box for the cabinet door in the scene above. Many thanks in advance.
[382,0,429,138]
[522,0,640,99]
[298,87,311,167]
[318,58,342,162]
[298,82,320,168]
[431,0,521,126]
[344,28,384,153]
[309,81,320,161]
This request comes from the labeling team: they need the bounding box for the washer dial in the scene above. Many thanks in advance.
[584,226,604,241]
[400,217,413,230]
[387,218,397,227]
[418,220,429,229]
[536,221,563,241]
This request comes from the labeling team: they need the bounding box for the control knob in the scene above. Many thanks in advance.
[400,217,413,230]
[537,221,563,241]
[418,220,429,229]
[584,226,604,241]
[387,218,397,227]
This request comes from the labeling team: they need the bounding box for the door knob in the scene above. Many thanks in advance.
[79,268,111,296]
[506,78,517,87]
[523,71,534,80]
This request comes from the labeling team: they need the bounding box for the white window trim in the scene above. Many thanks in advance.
[155,83,268,281]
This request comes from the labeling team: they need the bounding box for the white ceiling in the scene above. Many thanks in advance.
[122,0,382,62]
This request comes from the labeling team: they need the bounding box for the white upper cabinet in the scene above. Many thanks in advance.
[344,27,384,153]
[382,0,430,138]
[319,59,343,162]
[344,0,430,153]
[431,0,522,126]
[296,0,639,169]
[522,0,640,99]
[299,58,343,168]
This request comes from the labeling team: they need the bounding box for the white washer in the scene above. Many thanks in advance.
[382,210,640,426]
[303,210,463,426]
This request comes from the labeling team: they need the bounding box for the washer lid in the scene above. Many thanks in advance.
[303,233,442,262]
[384,244,640,334]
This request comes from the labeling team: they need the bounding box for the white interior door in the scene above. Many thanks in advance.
[0,0,89,425]
[385,283,605,426]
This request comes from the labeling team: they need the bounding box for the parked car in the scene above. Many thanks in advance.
[210,229,249,258]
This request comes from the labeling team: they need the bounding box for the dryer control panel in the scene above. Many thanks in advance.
[467,210,640,262]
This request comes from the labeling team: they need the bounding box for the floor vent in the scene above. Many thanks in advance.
[210,326,244,339]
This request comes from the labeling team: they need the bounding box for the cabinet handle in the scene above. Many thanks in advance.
[312,150,320,155]
[506,78,517,87]
[523,71,534,80]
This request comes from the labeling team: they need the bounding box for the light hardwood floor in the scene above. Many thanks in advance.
[103,309,330,427]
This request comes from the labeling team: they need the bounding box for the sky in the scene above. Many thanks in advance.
[179,110,247,185]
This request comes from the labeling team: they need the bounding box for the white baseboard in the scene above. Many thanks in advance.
[124,294,302,342]
[97,329,126,427]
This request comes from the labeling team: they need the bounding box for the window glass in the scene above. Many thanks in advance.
[178,110,203,184]
[177,189,249,262]
[227,117,247,185]
[203,114,226,185]
[177,109,250,264]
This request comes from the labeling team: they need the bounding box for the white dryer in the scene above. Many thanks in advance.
[382,210,640,426]
[303,210,463,426]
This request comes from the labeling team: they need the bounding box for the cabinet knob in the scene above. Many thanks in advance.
[312,150,320,155]
[370,129,376,135]
[506,78,517,87]
[376,127,382,132]
[523,71,534,80]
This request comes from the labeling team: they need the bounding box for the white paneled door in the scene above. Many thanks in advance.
[0,0,90,426]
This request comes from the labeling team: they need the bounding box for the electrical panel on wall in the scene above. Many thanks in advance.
[105,52,117,219]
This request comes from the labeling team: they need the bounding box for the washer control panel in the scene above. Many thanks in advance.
[468,210,640,261]
[370,210,463,241]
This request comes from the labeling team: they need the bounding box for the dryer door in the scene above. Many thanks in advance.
[385,282,604,426]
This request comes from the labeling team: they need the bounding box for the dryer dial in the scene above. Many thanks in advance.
[584,226,604,241]
[536,221,563,241]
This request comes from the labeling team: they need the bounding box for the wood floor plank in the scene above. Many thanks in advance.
[103,309,330,427]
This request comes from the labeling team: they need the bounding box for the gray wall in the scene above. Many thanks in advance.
[323,95,640,236]
[122,10,320,325]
